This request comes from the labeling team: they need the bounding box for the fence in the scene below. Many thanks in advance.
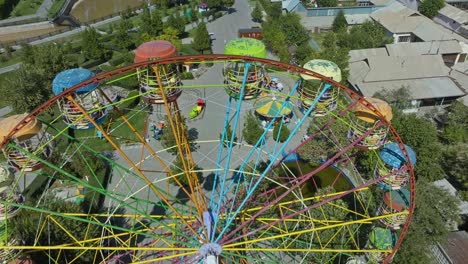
[0,27,72,47]
[0,16,49,27]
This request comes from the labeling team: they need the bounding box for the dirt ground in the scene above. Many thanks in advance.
[70,0,145,23]
[0,22,67,44]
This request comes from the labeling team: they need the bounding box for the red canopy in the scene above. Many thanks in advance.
[134,40,177,63]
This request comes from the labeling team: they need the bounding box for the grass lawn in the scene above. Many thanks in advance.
[9,0,43,17]
[48,0,66,17]
[39,90,148,152]
[0,72,14,108]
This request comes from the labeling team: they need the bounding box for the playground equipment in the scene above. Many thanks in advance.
[0,55,416,263]
[0,114,53,171]
[189,99,206,119]
[223,38,266,99]
[299,59,341,116]
[348,98,393,150]
[52,68,109,130]
[134,40,181,104]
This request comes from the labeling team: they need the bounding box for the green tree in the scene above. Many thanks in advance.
[391,111,444,181]
[222,0,235,8]
[272,122,290,143]
[261,18,289,62]
[114,18,134,51]
[207,0,222,10]
[279,13,309,46]
[192,22,211,54]
[441,101,468,144]
[169,156,203,187]
[251,2,263,22]
[140,6,164,37]
[12,194,102,263]
[157,27,183,51]
[166,12,185,36]
[442,143,468,199]
[19,43,72,81]
[160,114,197,155]
[82,28,107,60]
[316,0,338,7]
[294,42,316,66]
[337,20,391,50]
[220,123,237,147]
[317,32,350,81]
[2,65,50,113]
[419,0,445,18]
[373,85,412,110]
[242,111,266,145]
[393,180,461,264]
[332,10,347,32]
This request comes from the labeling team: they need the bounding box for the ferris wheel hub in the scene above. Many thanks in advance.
[199,243,222,263]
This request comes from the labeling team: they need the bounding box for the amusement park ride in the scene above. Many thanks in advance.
[0,39,416,263]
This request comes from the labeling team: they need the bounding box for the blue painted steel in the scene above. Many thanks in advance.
[209,97,233,211]
[210,63,250,241]
[52,68,99,95]
[379,142,416,168]
[214,80,311,242]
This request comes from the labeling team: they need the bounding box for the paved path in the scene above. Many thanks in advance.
[0,63,21,74]
[36,0,54,18]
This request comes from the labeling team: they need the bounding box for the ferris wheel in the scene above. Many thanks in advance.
[0,39,416,264]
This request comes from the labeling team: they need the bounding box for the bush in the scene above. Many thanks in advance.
[80,58,106,69]
[214,11,223,19]
[180,71,194,80]
[272,123,291,143]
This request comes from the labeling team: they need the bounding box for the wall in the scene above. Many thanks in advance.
[295,3,384,16]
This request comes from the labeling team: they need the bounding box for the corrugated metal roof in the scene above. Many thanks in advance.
[413,21,467,42]
[357,77,465,99]
[345,14,371,25]
[349,48,387,62]
[442,231,468,264]
[364,55,449,82]
[438,4,468,24]
[385,40,462,56]
[371,1,467,42]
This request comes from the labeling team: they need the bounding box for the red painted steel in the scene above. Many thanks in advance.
[0,55,415,263]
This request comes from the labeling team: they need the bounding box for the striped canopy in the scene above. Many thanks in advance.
[254,96,293,118]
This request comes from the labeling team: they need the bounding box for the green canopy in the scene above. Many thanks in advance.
[369,227,396,249]
[224,38,267,58]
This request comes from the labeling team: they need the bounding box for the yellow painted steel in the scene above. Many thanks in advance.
[223,211,408,249]
[152,65,208,239]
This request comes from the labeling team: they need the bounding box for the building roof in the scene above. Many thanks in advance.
[345,14,371,25]
[441,231,468,264]
[371,1,467,42]
[349,48,388,62]
[433,179,468,215]
[385,40,462,56]
[364,55,450,82]
[438,4,468,24]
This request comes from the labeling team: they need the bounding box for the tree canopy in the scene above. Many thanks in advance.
[317,0,338,7]
[419,0,445,18]
[332,10,347,32]
[393,180,460,264]
[251,2,263,22]
[192,22,211,53]
[391,111,444,181]
[82,27,107,60]
[242,111,266,145]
